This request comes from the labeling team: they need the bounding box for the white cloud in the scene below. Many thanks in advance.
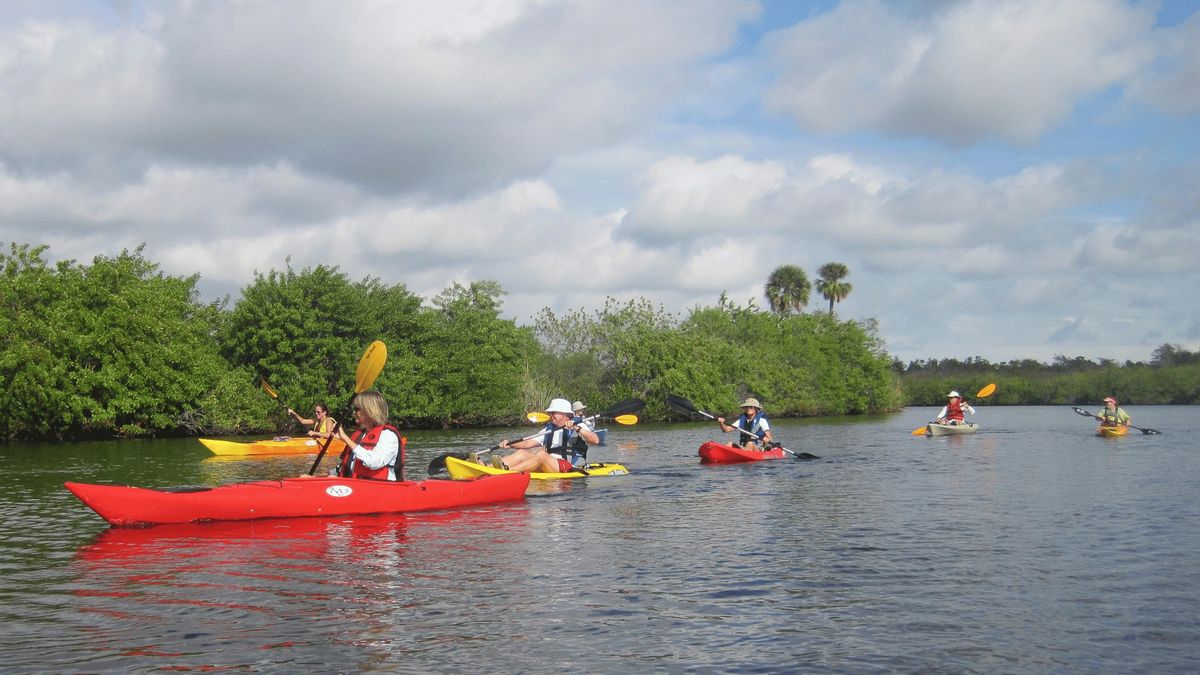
[1126,12,1200,114]
[0,0,758,196]
[763,0,1157,144]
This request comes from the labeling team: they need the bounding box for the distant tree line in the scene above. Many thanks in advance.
[0,244,898,441]
[898,346,1200,405]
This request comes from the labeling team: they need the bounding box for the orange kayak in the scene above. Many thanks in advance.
[198,437,346,456]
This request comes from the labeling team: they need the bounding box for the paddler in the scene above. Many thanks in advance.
[935,390,975,425]
[1096,396,1131,428]
[494,398,599,472]
[288,402,337,440]
[330,390,404,480]
[717,398,774,451]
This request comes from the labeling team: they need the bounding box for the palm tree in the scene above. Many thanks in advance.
[764,265,811,316]
[815,262,853,315]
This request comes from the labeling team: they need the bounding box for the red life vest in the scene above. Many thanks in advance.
[946,399,965,422]
[339,424,404,481]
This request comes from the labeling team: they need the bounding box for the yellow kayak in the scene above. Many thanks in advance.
[1097,425,1130,438]
[198,437,346,456]
[444,455,629,480]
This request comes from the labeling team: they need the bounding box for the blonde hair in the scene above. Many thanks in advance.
[352,390,389,427]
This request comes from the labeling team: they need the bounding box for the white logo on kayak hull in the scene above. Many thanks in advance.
[325,485,353,498]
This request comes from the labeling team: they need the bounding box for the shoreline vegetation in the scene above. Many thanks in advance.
[2,243,1195,442]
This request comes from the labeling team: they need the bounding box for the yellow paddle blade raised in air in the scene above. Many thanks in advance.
[260,379,279,399]
[355,340,387,393]
[612,414,638,425]
[976,383,997,398]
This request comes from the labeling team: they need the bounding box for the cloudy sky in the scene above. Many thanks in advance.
[2,0,1198,364]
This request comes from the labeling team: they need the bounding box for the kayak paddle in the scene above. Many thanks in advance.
[665,394,819,460]
[526,411,639,425]
[308,340,389,476]
[427,397,645,476]
[910,382,996,436]
[1071,407,1161,435]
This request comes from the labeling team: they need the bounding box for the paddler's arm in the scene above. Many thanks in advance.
[567,421,600,445]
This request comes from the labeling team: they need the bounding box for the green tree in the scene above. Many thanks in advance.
[219,262,423,423]
[764,264,811,316]
[404,281,538,426]
[0,243,256,439]
[815,262,853,315]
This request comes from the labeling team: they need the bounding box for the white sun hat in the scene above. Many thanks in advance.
[545,398,573,414]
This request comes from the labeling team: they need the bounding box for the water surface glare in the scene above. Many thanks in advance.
[2,406,1198,671]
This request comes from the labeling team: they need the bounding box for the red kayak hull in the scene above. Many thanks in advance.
[65,474,530,527]
[698,441,786,463]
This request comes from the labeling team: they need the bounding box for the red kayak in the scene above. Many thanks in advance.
[698,441,786,463]
[65,474,530,527]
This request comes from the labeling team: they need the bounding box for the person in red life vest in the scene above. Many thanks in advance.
[495,398,599,473]
[716,397,774,451]
[935,390,975,425]
[330,390,404,480]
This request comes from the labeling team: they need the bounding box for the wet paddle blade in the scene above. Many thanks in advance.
[260,379,280,399]
[666,394,699,415]
[602,398,645,417]
[976,383,996,398]
[911,425,929,436]
[355,340,387,393]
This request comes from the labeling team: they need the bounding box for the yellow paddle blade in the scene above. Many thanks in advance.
[354,340,388,393]
[527,412,638,425]
[260,379,279,399]
[911,425,929,436]
[976,383,997,398]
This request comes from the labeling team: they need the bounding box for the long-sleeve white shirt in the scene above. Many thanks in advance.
[351,429,400,480]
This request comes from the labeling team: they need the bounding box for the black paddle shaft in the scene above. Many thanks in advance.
[1072,407,1161,435]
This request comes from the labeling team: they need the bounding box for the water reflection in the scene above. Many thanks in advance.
[71,505,534,671]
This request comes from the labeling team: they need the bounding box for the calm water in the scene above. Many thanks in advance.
[2,406,1198,672]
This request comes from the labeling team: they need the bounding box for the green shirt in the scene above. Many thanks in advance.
[1099,406,1131,425]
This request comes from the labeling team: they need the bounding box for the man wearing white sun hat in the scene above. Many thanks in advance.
[495,398,600,472]
[717,397,774,451]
